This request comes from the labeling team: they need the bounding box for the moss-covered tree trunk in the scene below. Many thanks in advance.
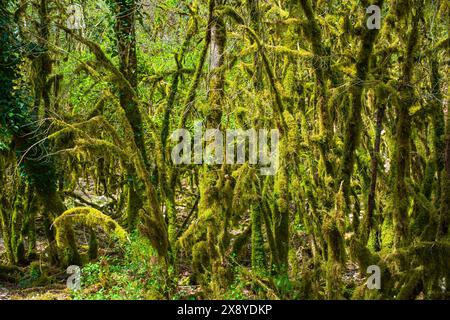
[109,0,148,232]
[430,58,449,239]
[251,202,267,273]
[340,0,384,228]
[110,0,148,166]
[393,2,423,248]
[437,72,450,238]
[299,0,332,174]
[192,0,228,287]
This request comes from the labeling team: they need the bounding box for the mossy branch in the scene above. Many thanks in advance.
[52,207,129,249]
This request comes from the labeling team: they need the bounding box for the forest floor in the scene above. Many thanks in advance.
[0,239,70,300]
[0,233,365,300]
[0,283,70,300]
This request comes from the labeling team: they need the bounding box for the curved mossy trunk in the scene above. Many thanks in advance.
[45,192,81,266]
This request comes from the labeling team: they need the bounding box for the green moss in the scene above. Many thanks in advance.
[53,207,128,265]
[273,165,289,272]
[192,241,210,284]
[381,215,395,252]
[251,204,267,274]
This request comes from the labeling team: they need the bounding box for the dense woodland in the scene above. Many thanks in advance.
[0,0,449,300]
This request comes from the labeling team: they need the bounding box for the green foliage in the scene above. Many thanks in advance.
[72,234,173,300]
